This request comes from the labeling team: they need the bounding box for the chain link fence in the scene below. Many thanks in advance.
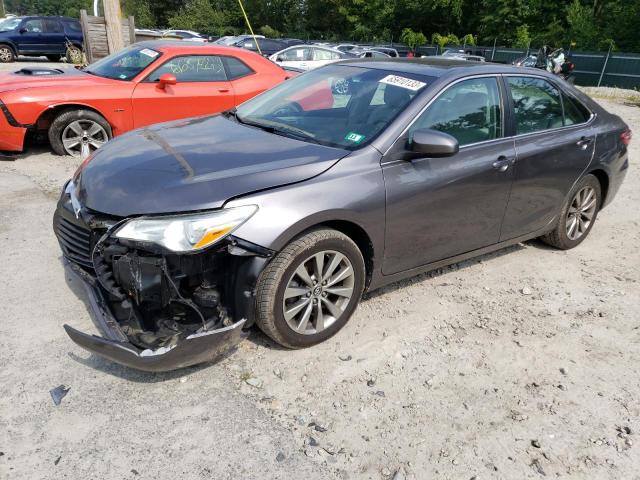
[406,44,640,90]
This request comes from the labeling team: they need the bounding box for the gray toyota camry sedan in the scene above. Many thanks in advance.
[54,58,630,371]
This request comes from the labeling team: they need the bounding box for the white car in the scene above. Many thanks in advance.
[269,45,354,71]
[162,30,207,42]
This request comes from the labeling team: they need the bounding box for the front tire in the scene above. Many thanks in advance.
[255,229,365,348]
[48,109,112,157]
[541,174,601,249]
[0,45,15,63]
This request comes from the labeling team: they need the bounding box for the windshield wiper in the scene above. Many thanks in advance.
[234,115,321,145]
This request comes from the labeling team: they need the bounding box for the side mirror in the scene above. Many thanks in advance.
[276,56,284,62]
[157,73,177,89]
[19,28,27,34]
[410,129,459,158]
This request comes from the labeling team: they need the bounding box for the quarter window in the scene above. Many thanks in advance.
[410,77,503,147]
[224,57,254,79]
[507,77,564,134]
[562,93,591,125]
[147,55,227,82]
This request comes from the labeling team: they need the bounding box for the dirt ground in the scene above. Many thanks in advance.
[0,59,638,480]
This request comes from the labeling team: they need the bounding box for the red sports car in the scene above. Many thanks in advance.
[0,41,292,157]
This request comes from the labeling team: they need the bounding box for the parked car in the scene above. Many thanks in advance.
[0,41,291,157]
[370,46,399,57]
[441,52,486,62]
[0,15,83,63]
[351,47,390,58]
[162,29,207,42]
[214,34,265,46]
[54,58,630,371]
[232,37,288,56]
[270,45,354,71]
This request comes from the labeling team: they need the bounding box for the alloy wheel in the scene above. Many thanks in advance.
[0,47,13,62]
[61,120,108,158]
[566,186,597,240]
[282,250,355,335]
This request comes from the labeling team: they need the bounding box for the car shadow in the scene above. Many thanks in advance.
[362,242,527,300]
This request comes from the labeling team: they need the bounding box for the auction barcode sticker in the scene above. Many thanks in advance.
[140,48,159,58]
[379,75,426,91]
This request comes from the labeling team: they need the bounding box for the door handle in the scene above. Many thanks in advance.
[218,88,230,93]
[492,156,512,172]
[576,136,593,149]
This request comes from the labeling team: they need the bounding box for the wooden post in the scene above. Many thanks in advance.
[127,15,136,45]
[103,0,124,54]
[79,10,93,63]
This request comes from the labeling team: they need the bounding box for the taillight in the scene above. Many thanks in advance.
[621,128,632,146]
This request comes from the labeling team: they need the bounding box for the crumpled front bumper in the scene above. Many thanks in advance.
[63,260,248,372]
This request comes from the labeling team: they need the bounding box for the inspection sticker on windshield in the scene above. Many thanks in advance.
[345,132,365,144]
[140,48,159,58]
[379,75,426,91]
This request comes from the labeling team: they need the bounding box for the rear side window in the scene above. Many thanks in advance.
[147,55,227,82]
[563,93,591,125]
[507,77,564,134]
[224,57,254,79]
[280,48,312,61]
[44,19,64,33]
[411,77,503,147]
[314,49,340,61]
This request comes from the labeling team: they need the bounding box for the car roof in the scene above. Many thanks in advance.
[134,40,249,53]
[337,57,549,78]
[15,15,78,20]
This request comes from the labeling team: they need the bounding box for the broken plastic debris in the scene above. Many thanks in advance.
[50,385,70,405]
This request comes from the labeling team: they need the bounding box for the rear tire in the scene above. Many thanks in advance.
[0,45,15,63]
[255,229,365,349]
[48,109,112,157]
[65,45,82,64]
[540,174,601,250]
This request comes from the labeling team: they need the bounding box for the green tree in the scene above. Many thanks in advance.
[168,0,226,33]
[401,28,427,51]
[513,25,530,48]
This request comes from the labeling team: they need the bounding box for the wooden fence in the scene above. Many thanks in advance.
[79,10,136,63]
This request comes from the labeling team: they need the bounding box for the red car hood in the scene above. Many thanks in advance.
[0,67,117,94]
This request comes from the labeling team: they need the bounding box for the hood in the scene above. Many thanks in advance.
[75,115,348,216]
[0,68,116,94]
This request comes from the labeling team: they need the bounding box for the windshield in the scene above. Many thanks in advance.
[0,18,21,32]
[235,65,432,150]
[85,46,160,81]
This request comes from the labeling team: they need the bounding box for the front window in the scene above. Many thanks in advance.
[235,65,432,149]
[147,55,226,82]
[0,18,21,32]
[410,77,503,147]
[85,46,161,81]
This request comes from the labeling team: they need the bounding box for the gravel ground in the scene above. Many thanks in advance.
[0,62,638,480]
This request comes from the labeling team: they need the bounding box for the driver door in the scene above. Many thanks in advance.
[131,55,235,128]
[382,76,516,274]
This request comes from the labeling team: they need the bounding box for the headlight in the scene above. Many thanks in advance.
[114,205,257,252]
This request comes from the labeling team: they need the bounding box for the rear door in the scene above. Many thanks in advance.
[42,19,66,54]
[131,54,235,128]
[500,76,595,240]
[382,76,516,274]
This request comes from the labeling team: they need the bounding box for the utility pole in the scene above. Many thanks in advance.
[103,0,124,54]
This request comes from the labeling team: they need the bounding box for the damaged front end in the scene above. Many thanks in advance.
[54,185,272,372]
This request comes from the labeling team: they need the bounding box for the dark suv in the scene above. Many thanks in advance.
[0,16,83,63]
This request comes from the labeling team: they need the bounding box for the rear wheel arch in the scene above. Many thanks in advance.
[588,168,609,209]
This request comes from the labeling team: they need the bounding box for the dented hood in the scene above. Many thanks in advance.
[75,115,348,216]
